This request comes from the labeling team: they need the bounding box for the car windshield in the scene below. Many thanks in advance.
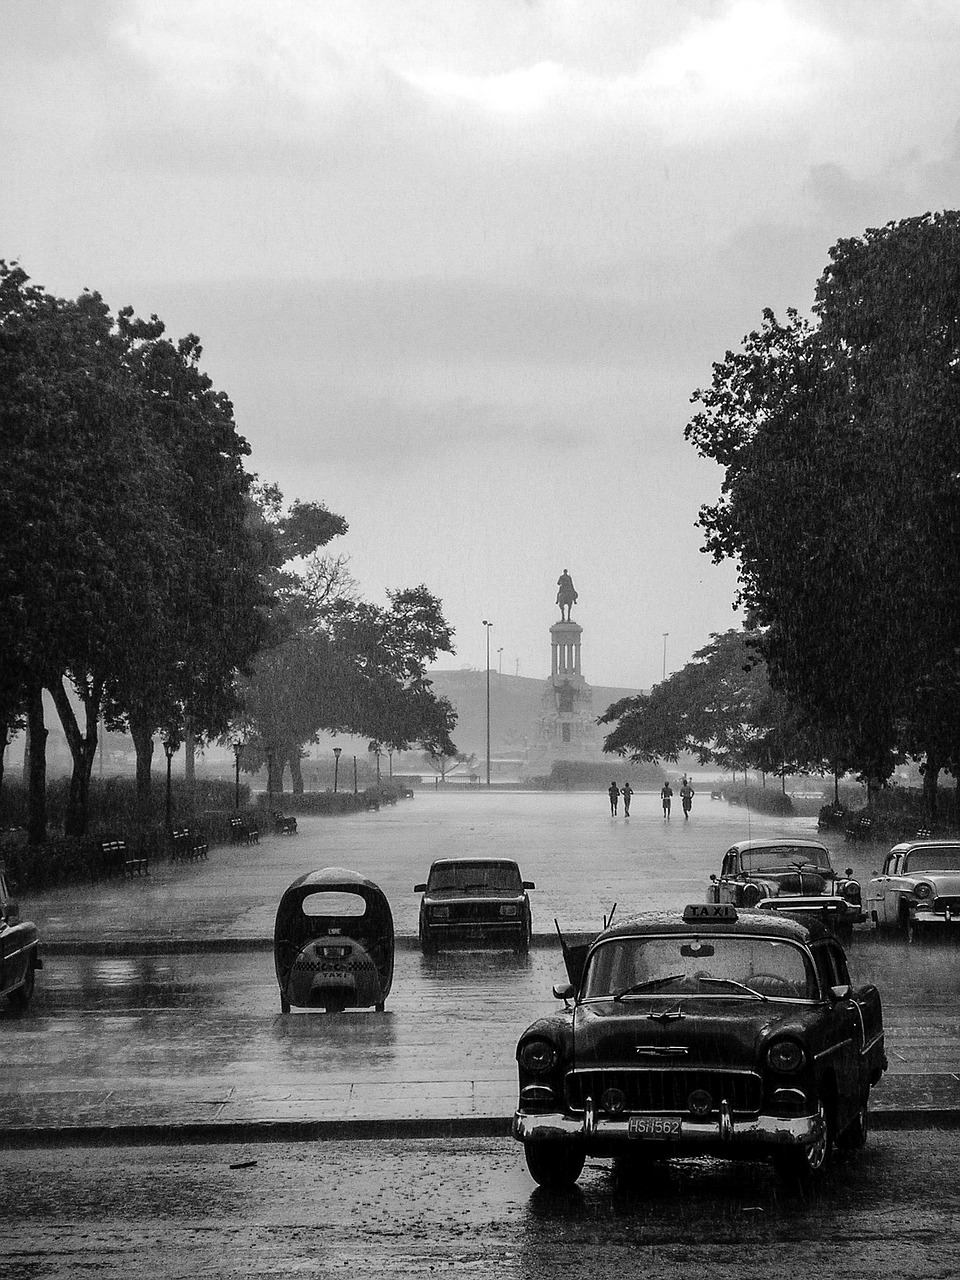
[581,934,818,1001]
[426,862,522,894]
[904,847,960,873]
[739,845,832,873]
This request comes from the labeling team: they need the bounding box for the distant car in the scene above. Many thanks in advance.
[0,862,41,1011]
[866,840,960,941]
[415,858,534,953]
[708,838,865,941]
[513,903,886,1190]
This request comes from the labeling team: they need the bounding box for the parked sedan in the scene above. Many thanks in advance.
[415,858,534,952]
[708,838,865,940]
[866,840,960,941]
[513,903,886,1190]
[0,863,41,1011]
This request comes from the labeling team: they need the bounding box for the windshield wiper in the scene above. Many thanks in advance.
[613,973,684,1001]
[697,976,768,1001]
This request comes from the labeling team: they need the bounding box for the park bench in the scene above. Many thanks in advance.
[229,816,260,846]
[844,814,873,842]
[272,811,297,835]
[170,828,209,862]
[101,838,148,878]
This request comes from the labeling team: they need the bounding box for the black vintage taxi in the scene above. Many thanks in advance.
[513,904,886,1190]
[0,862,41,1011]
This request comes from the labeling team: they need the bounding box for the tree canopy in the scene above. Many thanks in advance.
[684,213,960,807]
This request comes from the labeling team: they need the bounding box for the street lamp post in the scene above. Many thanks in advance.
[333,746,341,793]
[353,755,358,794]
[497,646,503,676]
[482,619,493,786]
[662,632,669,682]
[163,738,178,831]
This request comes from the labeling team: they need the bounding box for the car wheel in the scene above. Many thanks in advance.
[523,1140,585,1190]
[7,963,35,1011]
[420,927,437,955]
[515,917,531,954]
[837,1095,869,1153]
[774,1097,832,1188]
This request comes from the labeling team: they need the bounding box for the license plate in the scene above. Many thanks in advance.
[628,1115,682,1139]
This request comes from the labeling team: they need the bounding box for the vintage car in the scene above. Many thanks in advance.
[415,857,534,953]
[0,862,41,1011]
[866,840,960,941]
[513,904,886,1190]
[273,868,394,1013]
[708,838,865,940]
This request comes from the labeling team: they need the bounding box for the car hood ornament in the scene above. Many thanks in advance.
[648,1004,685,1021]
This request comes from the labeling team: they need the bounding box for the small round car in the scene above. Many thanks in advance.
[274,868,394,1013]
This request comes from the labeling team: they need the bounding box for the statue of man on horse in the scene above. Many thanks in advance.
[556,569,578,621]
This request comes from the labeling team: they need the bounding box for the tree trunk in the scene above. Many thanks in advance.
[48,677,101,839]
[922,754,941,823]
[184,720,196,801]
[129,716,156,813]
[289,751,304,795]
[25,684,47,847]
[267,751,284,796]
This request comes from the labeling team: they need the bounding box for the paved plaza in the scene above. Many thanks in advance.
[5,790,960,1142]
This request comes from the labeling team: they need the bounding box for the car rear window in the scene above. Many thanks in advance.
[427,862,522,893]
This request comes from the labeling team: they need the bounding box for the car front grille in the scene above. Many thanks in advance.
[933,897,960,914]
[567,1069,763,1116]
[439,904,510,923]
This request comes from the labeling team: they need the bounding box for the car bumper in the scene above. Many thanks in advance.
[911,907,960,926]
[513,1107,824,1153]
[423,921,524,938]
[757,897,865,926]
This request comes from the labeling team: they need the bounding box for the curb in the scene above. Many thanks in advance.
[2,1108,958,1150]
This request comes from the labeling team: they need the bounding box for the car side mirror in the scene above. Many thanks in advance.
[523,881,535,890]
[845,868,853,878]
[413,883,427,893]
[709,874,718,883]
[553,982,574,1003]
[830,983,851,1002]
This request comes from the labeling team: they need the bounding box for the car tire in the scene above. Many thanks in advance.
[515,917,531,954]
[420,927,437,955]
[837,1095,869,1153]
[523,1140,585,1190]
[7,963,35,1011]
[774,1097,832,1188]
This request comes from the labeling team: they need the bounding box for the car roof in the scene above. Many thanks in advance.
[726,839,829,853]
[890,841,960,853]
[428,857,520,869]
[594,908,826,945]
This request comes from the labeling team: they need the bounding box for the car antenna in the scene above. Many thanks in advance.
[604,902,617,929]
[554,917,571,968]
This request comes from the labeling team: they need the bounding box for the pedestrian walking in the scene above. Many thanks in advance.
[621,782,633,817]
[660,781,673,819]
[680,779,695,820]
[608,781,620,815]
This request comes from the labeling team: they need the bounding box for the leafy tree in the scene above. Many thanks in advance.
[685,214,960,812]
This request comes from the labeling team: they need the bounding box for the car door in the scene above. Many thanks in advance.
[716,852,739,904]
[816,940,863,1126]
[867,853,899,927]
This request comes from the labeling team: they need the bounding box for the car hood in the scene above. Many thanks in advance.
[910,872,960,893]
[572,998,819,1069]
[753,869,832,895]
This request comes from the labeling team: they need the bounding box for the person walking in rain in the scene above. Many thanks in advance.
[621,782,633,817]
[608,781,620,815]
[680,778,695,820]
[660,780,673,819]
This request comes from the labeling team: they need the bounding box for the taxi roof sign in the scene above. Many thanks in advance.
[683,903,738,923]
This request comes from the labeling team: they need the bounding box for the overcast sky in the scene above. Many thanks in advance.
[4,1,960,688]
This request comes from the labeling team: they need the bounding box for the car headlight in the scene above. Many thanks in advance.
[741,882,764,907]
[431,905,450,919]
[518,1038,559,1074]
[766,1039,806,1073]
[500,904,519,917]
[913,882,934,901]
[840,880,862,902]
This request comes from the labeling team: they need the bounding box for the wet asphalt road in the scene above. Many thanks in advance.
[4,1132,960,1279]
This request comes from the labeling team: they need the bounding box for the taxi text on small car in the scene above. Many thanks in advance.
[513,903,886,1190]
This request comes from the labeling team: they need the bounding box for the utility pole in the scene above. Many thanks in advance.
[482,620,493,786]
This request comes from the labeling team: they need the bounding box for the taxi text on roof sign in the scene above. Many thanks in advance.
[683,903,738,922]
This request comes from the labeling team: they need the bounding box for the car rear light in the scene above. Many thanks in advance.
[766,1039,805,1073]
[500,904,519,917]
[518,1038,559,1073]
